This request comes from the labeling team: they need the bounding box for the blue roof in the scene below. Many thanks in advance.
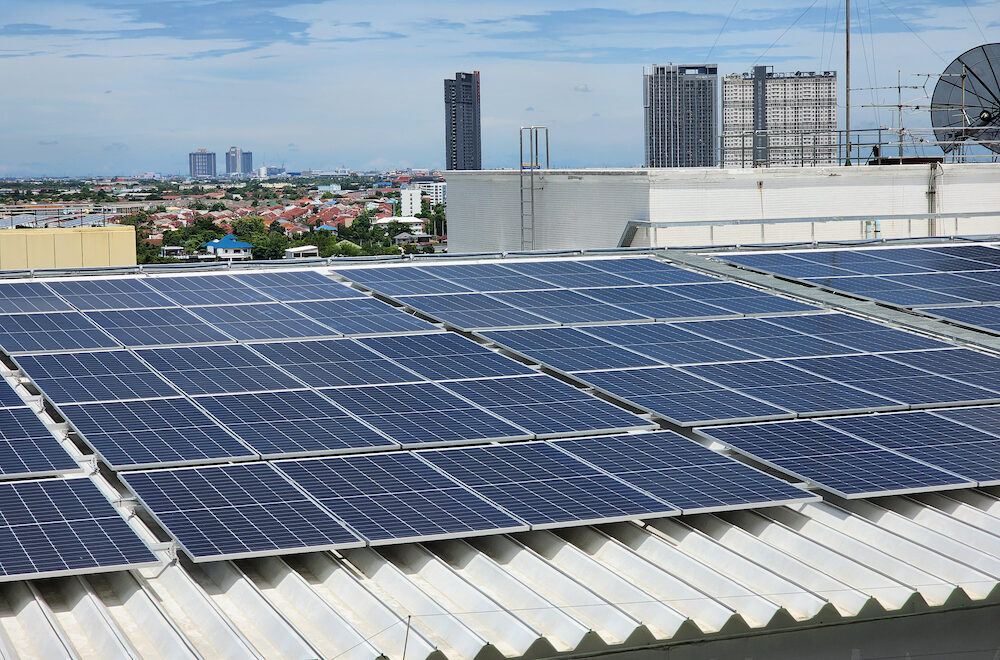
[316,225,338,232]
[203,234,253,249]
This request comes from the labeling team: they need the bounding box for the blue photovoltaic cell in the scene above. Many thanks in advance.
[425,263,555,292]
[499,261,639,289]
[481,327,662,372]
[197,390,395,458]
[358,333,535,380]
[249,339,419,387]
[137,344,303,395]
[881,349,1000,391]
[0,282,73,314]
[0,381,23,410]
[395,293,554,330]
[554,432,815,512]
[675,318,855,359]
[277,453,527,543]
[807,278,972,306]
[441,375,656,437]
[764,314,950,352]
[584,258,718,285]
[233,271,364,302]
[323,382,529,446]
[935,405,1000,435]
[700,420,971,497]
[0,407,78,478]
[683,361,903,415]
[489,289,649,324]
[45,278,174,311]
[14,351,176,404]
[579,366,791,425]
[579,286,732,320]
[584,323,758,365]
[121,463,361,561]
[785,354,1000,406]
[421,442,678,528]
[0,312,119,353]
[924,245,1000,264]
[824,412,1000,484]
[332,266,471,296]
[61,397,255,469]
[930,305,1000,332]
[145,275,273,306]
[190,303,337,341]
[669,283,818,315]
[85,308,231,346]
[290,298,437,335]
[0,478,157,579]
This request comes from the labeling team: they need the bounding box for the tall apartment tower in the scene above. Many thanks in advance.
[643,64,718,167]
[188,149,216,178]
[225,147,254,176]
[444,71,482,170]
[722,68,837,167]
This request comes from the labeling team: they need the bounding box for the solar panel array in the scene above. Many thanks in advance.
[3,256,998,567]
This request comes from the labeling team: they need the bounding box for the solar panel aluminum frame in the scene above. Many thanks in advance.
[120,465,366,562]
[275,454,531,546]
[693,426,977,499]
[471,330,662,376]
[573,368,797,427]
[54,397,260,471]
[185,302,346,342]
[0,311,123,356]
[394,297,559,333]
[548,436,820,515]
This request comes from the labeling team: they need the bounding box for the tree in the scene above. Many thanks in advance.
[320,192,334,200]
[209,201,226,212]
[189,200,207,210]
[232,216,266,239]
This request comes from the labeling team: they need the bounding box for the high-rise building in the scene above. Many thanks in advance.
[444,71,482,170]
[400,188,422,216]
[225,147,253,176]
[188,149,216,178]
[722,68,837,167]
[644,64,718,167]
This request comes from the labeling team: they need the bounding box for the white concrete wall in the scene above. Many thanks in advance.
[445,164,1000,252]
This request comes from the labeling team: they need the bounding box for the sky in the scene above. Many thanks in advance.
[0,0,998,176]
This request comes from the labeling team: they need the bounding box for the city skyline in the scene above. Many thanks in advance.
[1,0,998,176]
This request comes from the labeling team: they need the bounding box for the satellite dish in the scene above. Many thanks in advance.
[930,43,1000,154]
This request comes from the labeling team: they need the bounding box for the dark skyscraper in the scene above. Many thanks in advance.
[225,146,253,176]
[444,71,482,170]
[643,64,718,167]
[189,148,216,177]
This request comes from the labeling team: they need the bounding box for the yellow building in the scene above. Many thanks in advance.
[0,226,136,270]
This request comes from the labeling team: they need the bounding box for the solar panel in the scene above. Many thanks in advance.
[675,318,855,359]
[61,397,256,469]
[785,354,1000,407]
[441,375,657,437]
[45,278,174,311]
[804,276,973,306]
[934,404,1000,435]
[577,286,733,320]
[700,420,972,498]
[0,382,24,410]
[323,382,530,446]
[197,390,396,458]
[395,293,555,330]
[0,282,73,314]
[248,339,420,387]
[881,348,1000,391]
[924,245,1000,265]
[0,311,119,353]
[145,275,273,306]
[136,345,303,395]
[584,322,758,364]
[669,283,818,315]
[233,271,365,302]
[420,442,678,528]
[121,463,362,561]
[553,432,816,513]
[578,366,792,425]
[583,258,719,285]
[0,477,157,580]
[682,360,903,415]
[358,333,536,380]
[276,453,527,543]
[0,407,79,478]
[332,266,470,296]
[85,308,231,347]
[499,261,639,288]
[824,412,1000,485]
[189,303,337,341]
[489,289,649,324]
[14,350,177,404]
[929,304,1000,332]
[481,327,663,372]
[289,298,438,335]
[764,314,950,352]
[422,264,554,292]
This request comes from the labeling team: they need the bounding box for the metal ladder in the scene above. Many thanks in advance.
[519,126,549,251]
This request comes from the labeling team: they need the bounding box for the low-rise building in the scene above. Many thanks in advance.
[202,234,253,260]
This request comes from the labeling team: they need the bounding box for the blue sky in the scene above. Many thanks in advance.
[0,0,997,176]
